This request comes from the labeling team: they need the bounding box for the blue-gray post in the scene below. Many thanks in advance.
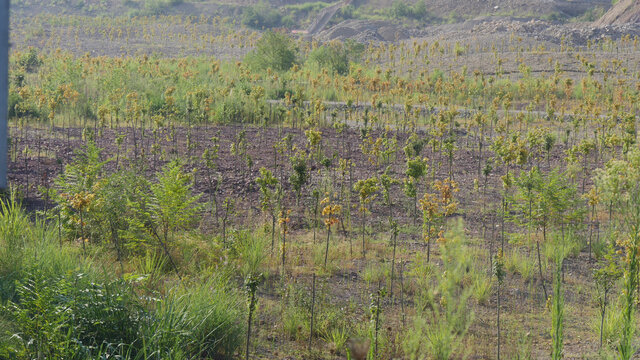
[0,0,8,189]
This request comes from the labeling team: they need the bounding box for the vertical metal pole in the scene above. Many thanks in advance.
[0,0,8,190]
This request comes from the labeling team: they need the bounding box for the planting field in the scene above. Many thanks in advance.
[3,1,640,360]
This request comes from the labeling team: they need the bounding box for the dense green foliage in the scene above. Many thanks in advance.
[243,2,294,30]
[388,0,433,21]
[245,30,298,72]
[0,154,245,359]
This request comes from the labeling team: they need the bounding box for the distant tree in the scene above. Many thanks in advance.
[389,0,433,21]
[306,40,364,75]
[354,177,379,258]
[245,31,298,72]
[242,2,292,30]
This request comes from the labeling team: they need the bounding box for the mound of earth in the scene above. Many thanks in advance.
[315,19,408,42]
[360,0,610,20]
[469,17,551,34]
[595,0,640,26]
[409,16,640,49]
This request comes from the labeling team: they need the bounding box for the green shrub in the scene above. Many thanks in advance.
[143,0,183,15]
[52,141,109,242]
[245,30,298,72]
[2,269,142,359]
[242,2,293,30]
[150,160,202,240]
[8,86,42,119]
[388,0,434,22]
[306,41,363,76]
[0,196,245,360]
[99,169,152,255]
[213,96,249,123]
[17,47,42,73]
[307,45,347,75]
[70,278,142,351]
[52,147,202,258]
[3,273,82,359]
[0,194,129,356]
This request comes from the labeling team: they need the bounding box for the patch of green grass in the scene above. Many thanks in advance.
[472,272,493,305]
[505,248,535,281]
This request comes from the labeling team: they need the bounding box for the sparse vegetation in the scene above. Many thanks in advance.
[5,0,640,358]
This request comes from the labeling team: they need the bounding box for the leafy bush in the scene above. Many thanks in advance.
[0,194,244,359]
[213,95,250,124]
[306,40,363,75]
[245,30,298,72]
[3,273,83,359]
[98,168,152,255]
[52,141,108,242]
[388,0,435,22]
[16,47,42,73]
[3,268,244,360]
[307,45,347,75]
[243,2,293,30]
[143,0,183,14]
[1,261,141,358]
[150,160,202,242]
[69,277,142,352]
[51,143,203,260]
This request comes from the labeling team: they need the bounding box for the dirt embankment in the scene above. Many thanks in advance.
[595,0,640,26]
[315,19,409,42]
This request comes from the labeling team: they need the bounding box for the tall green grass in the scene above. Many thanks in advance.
[0,195,87,302]
[0,195,246,359]
[142,276,245,359]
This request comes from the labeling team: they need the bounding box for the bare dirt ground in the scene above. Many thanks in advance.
[595,0,640,26]
[12,122,576,232]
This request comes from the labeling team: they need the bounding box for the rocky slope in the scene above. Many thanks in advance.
[595,0,640,26]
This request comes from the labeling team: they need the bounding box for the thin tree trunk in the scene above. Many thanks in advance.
[282,230,286,276]
[400,261,406,328]
[497,283,501,360]
[246,291,255,360]
[427,222,432,263]
[308,273,316,350]
[271,215,276,253]
[599,291,607,349]
[537,239,548,300]
[324,227,331,267]
[362,211,366,258]
[390,230,397,301]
